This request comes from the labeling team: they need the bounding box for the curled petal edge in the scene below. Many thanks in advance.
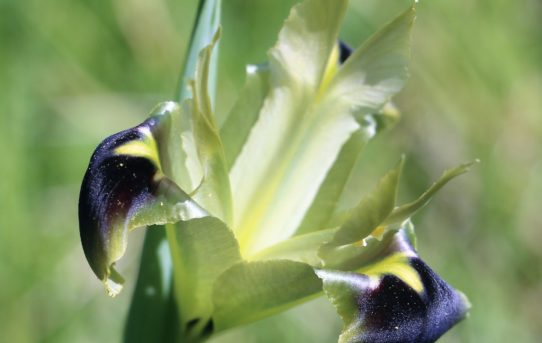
[78,104,206,296]
[316,231,470,343]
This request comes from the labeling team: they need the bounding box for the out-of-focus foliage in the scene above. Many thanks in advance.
[0,0,540,342]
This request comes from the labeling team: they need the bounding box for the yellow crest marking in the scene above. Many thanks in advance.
[316,43,340,100]
[357,253,423,293]
[114,127,162,169]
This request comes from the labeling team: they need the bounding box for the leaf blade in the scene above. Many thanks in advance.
[322,157,403,250]
[123,228,179,343]
[296,103,401,236]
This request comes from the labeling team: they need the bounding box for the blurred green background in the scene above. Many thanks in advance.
[1,0,540,342]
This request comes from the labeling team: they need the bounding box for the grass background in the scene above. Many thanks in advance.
[1,0,540,342]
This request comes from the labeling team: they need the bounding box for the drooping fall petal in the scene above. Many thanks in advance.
[79,110,206,296]
[317,231,470,343]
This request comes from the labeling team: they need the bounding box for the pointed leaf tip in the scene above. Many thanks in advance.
[322,157,404,250]
[384,160,478,226]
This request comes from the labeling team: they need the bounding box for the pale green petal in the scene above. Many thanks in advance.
[166,217,241,336]
[329,7,415,115]
[250,228,336,266]
[220,63,270,170]
[229,2,417,257]
[212,260,322,331]
[189,31,234,225]
[154,101,204,194]
[176,0,221,102]
[269,0,348,88]
[230,0,360,256]
[295,130,367,235]
[319,160,474,270]
[320,221,407,272]
[296,103,400,236]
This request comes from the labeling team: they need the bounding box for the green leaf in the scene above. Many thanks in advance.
[123,228,179,343]
[212,260,322,331]
[316,229,470,343]
[166,217,241,337]
[177,0,221,103]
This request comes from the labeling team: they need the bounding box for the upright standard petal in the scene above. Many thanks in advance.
[79,110,206,296]
[229,0,360,256]
[229,1,415,257]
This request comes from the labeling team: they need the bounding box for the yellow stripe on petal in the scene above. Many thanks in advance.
[316,43,340,100]
[357,253,423,293]
[370,225,386,239]
[114,128,161,169]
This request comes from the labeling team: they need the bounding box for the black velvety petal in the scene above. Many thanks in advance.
[339,40,353,63]
[79,118,159,281]
[78,110,204,296]
[318,231,470,343]
[357,258,468,343]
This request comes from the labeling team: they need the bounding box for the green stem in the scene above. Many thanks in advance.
[124,0,221,342]
[175,0,221,103]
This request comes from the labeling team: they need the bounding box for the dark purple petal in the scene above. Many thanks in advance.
[317,231,469,343]
[78,110,205,296]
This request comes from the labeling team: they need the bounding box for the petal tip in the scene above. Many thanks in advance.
[103,266,125,297]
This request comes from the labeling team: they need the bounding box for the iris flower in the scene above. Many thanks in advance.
[78,0,471,341]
